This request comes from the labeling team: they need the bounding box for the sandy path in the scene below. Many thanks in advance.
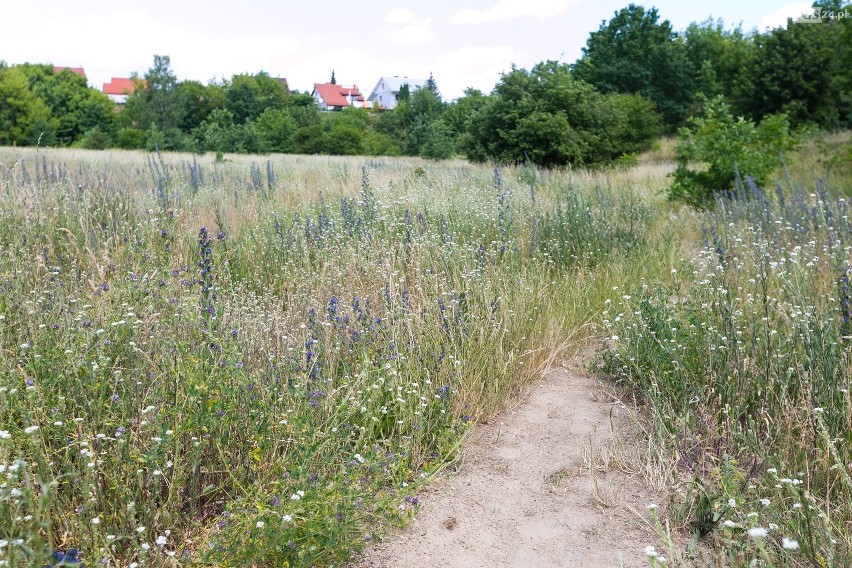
[353,363,656,568]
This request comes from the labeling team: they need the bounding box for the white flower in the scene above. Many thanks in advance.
[0,430,10,439]
[0,539,7,547]
[91,517,101,525]
[760,498,771,507]
[723,520,737,528]
[782,537,800,550]
[136,526,146,533]
[140,543,150,551]
[24,425,39,434]
[156,535,167,546]
[291,493,301,501]
[106,535,116,541]
[728,498,736,508]
[748,527,768,538]
[256,521,265,528]
[646,503,658,511]
[282,514,293,523]
[354,453,365,463]
[644,545,658,558]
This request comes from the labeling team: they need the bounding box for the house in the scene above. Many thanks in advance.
[311,83,364,110]
[53,66,86,78]
[102,77,139,104]
[366,76,427,110]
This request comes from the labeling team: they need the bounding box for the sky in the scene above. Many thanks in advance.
[0,0,817,101]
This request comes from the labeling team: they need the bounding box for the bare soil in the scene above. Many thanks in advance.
[352,362,657,568]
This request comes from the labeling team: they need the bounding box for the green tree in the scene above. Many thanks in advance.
[225,72,288,124]
[0,65,56,145]
[683,19,756,115]
[424,72,441,102]
[669,97,798,205]
[252,108,296,153]
[573,4,693,128]
[123,55,186,149]
[743,5,850,128]
[330,69,337,85]
[464,60,661,167]
[17,64,116,145]
[177,80,224,133]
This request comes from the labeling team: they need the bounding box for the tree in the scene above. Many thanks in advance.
[463,61,661,167]
[0,66,56,145]
[669,97,798,205]
[425,72,441,102]
[742,7,850,128]
[573,4,693,128]
[177,80,224,133]
[123,55,186,148]
[330,69,337,85]
[253,107,296,153]
[683,19,755,115]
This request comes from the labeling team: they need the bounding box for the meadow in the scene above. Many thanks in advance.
[0,135,849,567]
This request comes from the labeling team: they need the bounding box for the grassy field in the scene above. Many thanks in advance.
[0,136,849,567]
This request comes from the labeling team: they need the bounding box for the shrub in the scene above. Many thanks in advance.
[668,97,798,206]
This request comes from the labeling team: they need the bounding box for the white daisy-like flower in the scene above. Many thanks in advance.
[748,527,768,538]
[782,537,800,550]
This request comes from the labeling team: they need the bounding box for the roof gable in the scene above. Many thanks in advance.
[54,66,86,78]
[103,77,139,95]
[313,83,364,107]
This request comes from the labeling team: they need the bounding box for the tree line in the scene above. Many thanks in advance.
[0,1,849,167]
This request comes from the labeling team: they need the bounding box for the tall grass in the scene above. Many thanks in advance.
[599,175,852,565]
[0,147,669,566]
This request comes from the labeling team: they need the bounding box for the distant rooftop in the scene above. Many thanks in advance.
[54,66,86,78]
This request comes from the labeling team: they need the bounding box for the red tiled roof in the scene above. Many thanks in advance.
[54,66,86,77]
[103,77,139,95]
[313,83,364,107]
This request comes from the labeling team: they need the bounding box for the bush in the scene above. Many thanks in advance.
[116,127,145,149]
[79,127,113,150]
[668,97,798,206]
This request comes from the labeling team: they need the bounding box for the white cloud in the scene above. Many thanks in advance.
[433,45,522,99]
[1,9,299,89]
[388,21,436,45]
[759,3,813,30]
[385,8,418,24]
[452,0,575,25]
[385,10,435,45]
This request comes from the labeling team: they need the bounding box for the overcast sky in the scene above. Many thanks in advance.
[1,0,816,101]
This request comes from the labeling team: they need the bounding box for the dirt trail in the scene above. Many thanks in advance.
[353,362,656,568]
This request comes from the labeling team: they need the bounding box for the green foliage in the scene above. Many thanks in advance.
[0,66,57,146]
[464,61,661,167]
[598,183,852,565]
[123,56,182,138]
[573,3,694,128]
[0,150,658,566]
[78,126,112,150]
[743,10,851,129]
[252,108,296,153]
[683,19,756,114]
[668,97,798,205]
[116,127,145,149]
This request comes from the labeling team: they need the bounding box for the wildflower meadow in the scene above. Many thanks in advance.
[0,134,849,566]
